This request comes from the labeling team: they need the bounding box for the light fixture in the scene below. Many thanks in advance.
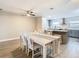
[26,14,31,16]
[0,8,3,11]
[50,8,53,10]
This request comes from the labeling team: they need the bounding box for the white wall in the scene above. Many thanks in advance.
[0,13,36,40]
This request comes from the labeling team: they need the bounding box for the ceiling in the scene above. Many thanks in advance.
[0,0,79,18]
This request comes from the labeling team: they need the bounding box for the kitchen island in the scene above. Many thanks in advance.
[46,29,68,44]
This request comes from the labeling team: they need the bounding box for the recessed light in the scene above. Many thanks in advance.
[50,8,53,10]
[0,8,3,11]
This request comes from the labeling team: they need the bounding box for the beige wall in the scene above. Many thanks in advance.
[35,16,43,32]
[0,14,36,40]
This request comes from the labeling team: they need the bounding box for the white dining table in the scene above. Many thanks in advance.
[30,33,61,58]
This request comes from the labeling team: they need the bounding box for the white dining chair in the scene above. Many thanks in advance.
[26,35,43,58]
[20,33,28,54]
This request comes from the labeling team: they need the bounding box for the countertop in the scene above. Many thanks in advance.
[46,29,68,32]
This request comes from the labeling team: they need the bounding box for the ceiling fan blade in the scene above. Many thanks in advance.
[30,13,35,16]
[12,7,36,16]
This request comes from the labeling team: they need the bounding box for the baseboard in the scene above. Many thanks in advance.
[0,37,20,42]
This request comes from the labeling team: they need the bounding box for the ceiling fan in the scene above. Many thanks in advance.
[17,8,36,16]
[0,7,36,16]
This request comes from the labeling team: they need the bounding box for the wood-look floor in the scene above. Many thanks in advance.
[0,39,20,58]
[0,39,42,58]
[0,37,79,58]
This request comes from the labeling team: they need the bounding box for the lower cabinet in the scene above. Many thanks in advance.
[68,30,79,38]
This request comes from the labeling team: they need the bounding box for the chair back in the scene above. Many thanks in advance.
[22,33,33,49]
[28,38,33,49]
[20,33,27,46]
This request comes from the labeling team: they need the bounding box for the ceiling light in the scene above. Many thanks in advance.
[50,8,54,10]
[27,14,30,16]
[0,8,3,11]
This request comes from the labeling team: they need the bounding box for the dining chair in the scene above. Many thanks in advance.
[26,35,43,58]
[20,33,28,53]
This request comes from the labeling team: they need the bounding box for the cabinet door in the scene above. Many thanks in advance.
[70,30,79,38]
[68,30,72,37]
[72,30,77,37]
[75,30,79,38]
[68,30,71,36]
[78,31,79,38]
[73,30,76,37]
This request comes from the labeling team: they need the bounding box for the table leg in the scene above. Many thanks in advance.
[43,45,47,58]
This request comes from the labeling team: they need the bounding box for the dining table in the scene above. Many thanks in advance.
[30,32,61,58]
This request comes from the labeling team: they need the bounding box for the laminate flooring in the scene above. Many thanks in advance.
[0,37,79,58]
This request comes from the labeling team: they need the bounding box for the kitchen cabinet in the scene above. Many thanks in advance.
[68,30,79,38]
